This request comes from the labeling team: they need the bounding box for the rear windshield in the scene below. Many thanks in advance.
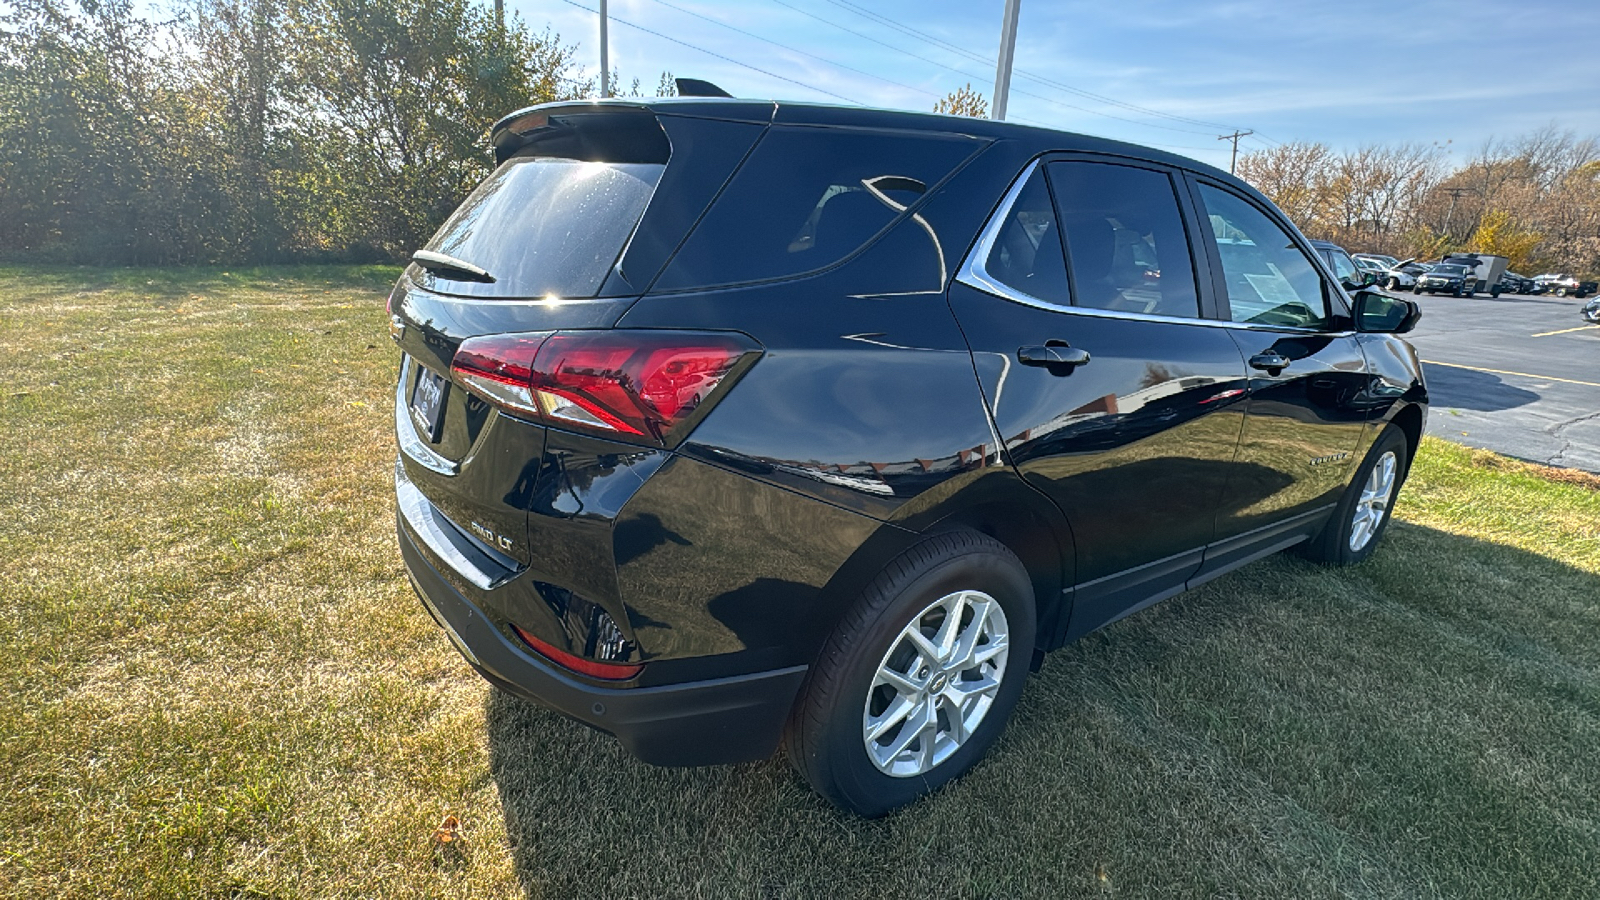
[415,157,664,298]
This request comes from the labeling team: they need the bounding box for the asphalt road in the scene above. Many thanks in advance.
[1398,287,1600,471]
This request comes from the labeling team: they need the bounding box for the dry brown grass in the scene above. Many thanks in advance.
[2,266,1597,899]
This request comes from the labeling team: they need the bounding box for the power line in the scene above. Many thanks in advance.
[555,0,861,105]
[643,0,939,100]
[1007,114,1224,157]
[821,0,1246,133]
[763,0,1223,136]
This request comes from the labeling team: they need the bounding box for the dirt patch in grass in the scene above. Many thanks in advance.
[1466,446,1600,491]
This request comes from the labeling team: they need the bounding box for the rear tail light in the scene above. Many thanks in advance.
[451,330,760,446]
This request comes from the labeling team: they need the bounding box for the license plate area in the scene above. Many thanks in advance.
[410,363,449,443]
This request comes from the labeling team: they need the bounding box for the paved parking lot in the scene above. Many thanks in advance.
[1399,288,1600,471]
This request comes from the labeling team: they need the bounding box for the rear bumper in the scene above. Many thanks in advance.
[398,516,808,766]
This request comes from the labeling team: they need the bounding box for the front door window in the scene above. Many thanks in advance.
[1198,184,1330,330]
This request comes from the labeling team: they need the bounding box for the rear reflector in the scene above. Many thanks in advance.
[451,330,759,445]
[511,624,644,680]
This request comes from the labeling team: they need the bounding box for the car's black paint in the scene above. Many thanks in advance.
[400,521,807,765]
[393,98,1428,767]
[949,280,1251,630]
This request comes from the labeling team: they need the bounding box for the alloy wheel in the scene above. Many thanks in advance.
[862,590,1010,777]
[1349,450,1398,553]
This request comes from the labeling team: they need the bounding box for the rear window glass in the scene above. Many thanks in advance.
[416,157,664,298]
[655,126,978,290]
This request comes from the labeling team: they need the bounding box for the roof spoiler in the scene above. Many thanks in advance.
[489,103,669,165]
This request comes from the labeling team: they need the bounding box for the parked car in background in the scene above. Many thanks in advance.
[1439,253,1508,295]
[391,95,1429,817]
[1355,253,1401,270]
[1414,263,1475,296]
[1534,274,1596,298]
[1309,239,1373,288]
[1583,296,1600,323]
[1498,271,1534,295]
[1383,259,1433,291]
[1353,256,1390,281]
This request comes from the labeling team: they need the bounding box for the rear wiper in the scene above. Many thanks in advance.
[412,250,496,283]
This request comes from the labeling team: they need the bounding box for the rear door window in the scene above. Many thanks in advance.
[416,157,664,298]
[1047,161,1200,318]
[655,126,979,290]
[1196,184,1331,329]
[981,166,1071,306]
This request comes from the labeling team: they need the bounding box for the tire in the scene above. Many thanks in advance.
[1557,287,1569,297]
[1412,285,1423,295]
[1452,287,1463,298]
[1299,425,1409,566]
[786,529,1036,817]
[1387,277,1401,291]
[1491,289,1502,298]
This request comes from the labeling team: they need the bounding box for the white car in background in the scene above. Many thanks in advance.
[1355,253,1401,270]
[1380,259,1433,291]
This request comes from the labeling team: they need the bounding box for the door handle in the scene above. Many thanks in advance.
[1017,344,1091,368]
[1248,351,1290,374]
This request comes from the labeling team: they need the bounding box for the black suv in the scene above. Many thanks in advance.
[1413,263,1474,296]
[391,98,1428,816]
[1308,239,1372,288]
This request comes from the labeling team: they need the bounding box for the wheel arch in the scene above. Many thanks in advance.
[923,501,1070,654]
[1388,402,1424,473]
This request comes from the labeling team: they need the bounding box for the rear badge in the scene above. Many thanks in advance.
[468,521,515,554]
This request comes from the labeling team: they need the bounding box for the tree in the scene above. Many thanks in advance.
[933,83,987,118]
[1468,210,1543,272]
[286,0,580,256]
[1236,142,1334,229]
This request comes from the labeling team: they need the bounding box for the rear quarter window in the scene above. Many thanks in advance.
[654,125,981,291]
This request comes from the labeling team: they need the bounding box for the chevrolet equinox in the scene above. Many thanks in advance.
[391,97,1427,816]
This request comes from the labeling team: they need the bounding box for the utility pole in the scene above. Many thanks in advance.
[991,0,1021,121]
[493,0,502,29]
[1441,186,1474,239]
[1218,129,1253,174]
[599,0,610,98]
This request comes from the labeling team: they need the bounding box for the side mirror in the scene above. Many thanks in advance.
[1353,289,1421,334]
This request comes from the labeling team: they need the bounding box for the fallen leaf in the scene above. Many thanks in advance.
[431,814,468,870]
[432,815,460,846]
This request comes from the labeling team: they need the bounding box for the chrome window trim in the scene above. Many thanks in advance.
[954,161,1346,337]
[396,355,461,476]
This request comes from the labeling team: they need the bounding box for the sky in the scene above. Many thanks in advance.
[516,0,1600,172]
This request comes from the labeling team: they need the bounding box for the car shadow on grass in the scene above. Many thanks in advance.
[484,521,1600,900]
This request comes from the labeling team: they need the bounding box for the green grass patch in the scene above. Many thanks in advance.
[2,267,1596,898]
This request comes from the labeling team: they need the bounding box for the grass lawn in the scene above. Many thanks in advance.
[2,266,1597,899]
